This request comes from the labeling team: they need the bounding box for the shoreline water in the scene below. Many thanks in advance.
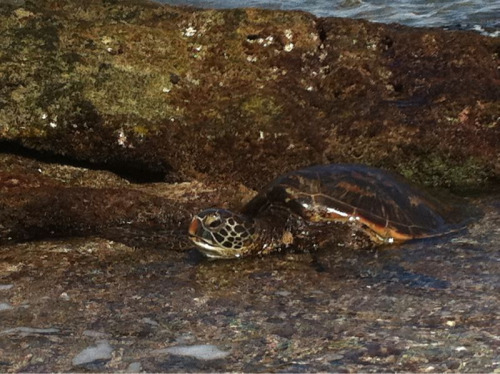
[160,0,500,37]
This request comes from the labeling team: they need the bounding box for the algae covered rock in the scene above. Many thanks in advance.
[0,0,498,190]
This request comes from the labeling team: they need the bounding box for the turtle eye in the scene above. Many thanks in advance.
[206,216,222,229]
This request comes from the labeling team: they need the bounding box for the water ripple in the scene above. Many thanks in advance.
[160,0,500,36]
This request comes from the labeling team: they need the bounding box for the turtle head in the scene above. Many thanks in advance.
[188,208,257,259]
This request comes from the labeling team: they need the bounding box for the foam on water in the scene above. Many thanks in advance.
[159,0,499,36]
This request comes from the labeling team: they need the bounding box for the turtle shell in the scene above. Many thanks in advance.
[242,164,466,242]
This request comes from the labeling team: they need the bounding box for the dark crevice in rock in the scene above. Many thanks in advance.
[317,23,327,44]
[246,34,261,41]
[0,140,167,183]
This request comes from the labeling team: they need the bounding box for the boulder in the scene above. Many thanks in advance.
[0,0,498,191]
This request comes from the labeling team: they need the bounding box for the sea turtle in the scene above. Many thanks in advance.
[188,164,466,259]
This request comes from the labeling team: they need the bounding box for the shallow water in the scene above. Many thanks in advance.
[1,196,498,371]
[160,0,500,36]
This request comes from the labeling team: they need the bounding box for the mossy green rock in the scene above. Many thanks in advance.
[0,0,498,191]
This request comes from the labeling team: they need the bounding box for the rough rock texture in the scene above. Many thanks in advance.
[0,0,499,372]
[0,153,237,245]
[0,136,498,374]
[0,0,498,191]
[1,186,499,372]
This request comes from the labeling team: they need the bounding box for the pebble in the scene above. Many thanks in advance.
[126,362,142,372]
[324,353,344,361]
[59,292,71,300]
[0,327,59,336]
[83,330,110,339]
[174,332,196,344]
[153,344,230,360]
[72,340,113,366]
[141,317,159,326]
[275,291,291,297]
[0,302,13,311]
[0,284,14,291]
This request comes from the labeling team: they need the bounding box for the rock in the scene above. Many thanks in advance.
[154,344,230,360]
[0,0,498,372]
[0,0,497,191]
[126,362,142,372]
[0,327,59,336]
[72,340,113,367]
[275,291,291,297]
[0,0,497,245]
[141,317,159,326]
[82,330,110,339]
[0,154,212,244]
[0,202,498,372]
[324,353,344,361]
[0,302,13,311]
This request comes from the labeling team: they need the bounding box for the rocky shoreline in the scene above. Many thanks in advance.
[0,0,499,372]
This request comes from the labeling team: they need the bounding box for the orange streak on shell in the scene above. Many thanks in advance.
[310,208,414,243]
[356,215,413,243]
[336,181,376,197]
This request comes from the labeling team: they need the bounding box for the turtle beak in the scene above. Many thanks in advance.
[188,216,201,237]
[189,216,214,244]
[188,213,248,259]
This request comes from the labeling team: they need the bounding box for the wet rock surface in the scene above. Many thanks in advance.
[0,153,240,246]
[0,187,499,372]
[0,155,499,372]
[0,147,498,373]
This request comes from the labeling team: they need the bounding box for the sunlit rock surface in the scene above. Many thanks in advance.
[0,0,498,190]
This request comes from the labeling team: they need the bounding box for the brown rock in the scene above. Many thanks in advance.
[0,0,497,191]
